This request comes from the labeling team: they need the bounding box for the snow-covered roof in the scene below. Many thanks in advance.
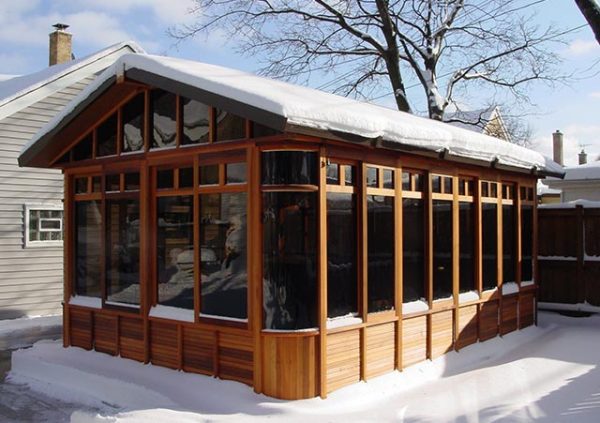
[562,160,600,181]
[0,41,145,112]
[0,74,19,82]
[537,180,561,196]
[19,54,563,177]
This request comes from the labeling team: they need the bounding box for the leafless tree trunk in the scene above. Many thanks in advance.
[575,0,600,44]
[171,1,563,124]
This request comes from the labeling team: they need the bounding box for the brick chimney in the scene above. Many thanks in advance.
[579,149,587,165]
[49,23,72,66]
[552,130,564,166]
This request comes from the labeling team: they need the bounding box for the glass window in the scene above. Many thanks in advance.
[157,196,194,309]
[344,165,355,186]
[106,174,120,192]
[26,207,64,245]
[75,201,102,297]
[327,193,358,318]
[200,193,248,319]
[181,97,210,145]
[253,122,280,138]
[75,177,88,194]
[433,200,453,299]
[502,205,516,283]
[215,109,245,141]
[157,169,174,190]
[383,169,394,189]
[92,176,102,193]
[105,198,140,306]
[444,177,453,194]
[403,198,425,303]
[402,172,411,191]
[124,172,140,191]
[414,174,424,192]
[326,162,339,185]
[199,165,219,186]
[366,167,378,188]
[96,113,117,157]
[482,203,498,290]
[151,90,177,149]
[179,167,194,188]
[226,162,246,184]
[521,205,533,281]
[122,93,145,153]
[261,151,318,185]
[459,202,475,293]
[73,133,93,161]
[432,175,442,193]
[263,192,317,329]
[482,182,489,198]
[490,183,498,198]
[367,195,395,312]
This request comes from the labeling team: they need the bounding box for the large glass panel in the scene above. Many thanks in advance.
[327,193,357,318]
[122,93,145,153]
[151,90,177,149]
[482,203,498,290]
[181,97,210,145]
[367,195,394,312]
[73,133,93,161]
[403,198,425,303]
[433,200,453,299]
[75,201,102,297]
[503,205,516,283]
[521,205,533,281]
[157,196,194,309]
[215,109,245,141]
[459,202,475,293]
[96,113,117,157]
[200,192,248,319]
[261,151,318,185]
[226,162,246,184]
[105,198,140,305]
[263,192,317,329]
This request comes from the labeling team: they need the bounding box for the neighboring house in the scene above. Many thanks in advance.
[544,160,600,202]
[0,32,144,320]
[537,180,561,204]
[444,105,511,142]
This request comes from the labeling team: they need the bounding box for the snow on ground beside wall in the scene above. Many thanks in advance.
[0,315,61,350]
[6,311,600,422]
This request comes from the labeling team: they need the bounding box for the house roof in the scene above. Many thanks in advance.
[0,41,145,115]
[545,160,600,188]
[19,53,564,177]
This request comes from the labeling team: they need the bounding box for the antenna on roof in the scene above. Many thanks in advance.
[52,23,70,32]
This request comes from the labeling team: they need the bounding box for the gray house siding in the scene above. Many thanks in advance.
[0,78,93,319]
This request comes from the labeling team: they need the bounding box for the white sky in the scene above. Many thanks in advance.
[0,0,598,166]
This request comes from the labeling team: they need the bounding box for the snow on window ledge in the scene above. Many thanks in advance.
[199,313,248,324]
[502,282,519,295]
[326,314,362,329]
[521,280,535,287]
[69,296,102,309]
[402,300,429,314]
[459,291,480,303]
[149,305,194,322]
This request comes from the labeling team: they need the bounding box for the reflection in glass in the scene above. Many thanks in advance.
[521,206,533,281]
[215,109,245,141]
[459,202,475,293]
[151,90,177,149]
[261,151,318,185]
[124,172,140,191]
[433,200,453,299]
[482,203,498,290]
[181,97,210,145]
[344,165,355,186]
[75,177,88,194]
[403,198,425,303]
[444,177,453,194]
[432,175,442,193]
[73,133,93,161]
[226,162,246,184]
[92,176,101,192]
[97,113,117,157]
[367,195,394,312]
[327,193,357,318]
[383,169,394,189]
[106,174,120,192]
[326,163,339,185]
[106,198,140,305]
[122,93,145,152]
[253,122,280,138]
[263,192,317,329]
[366,167,378,187]
[75,201,102,297]
[200,165,219,185]
[200,193,247,318]
[157,196,194,309]
[503,205,516,283]
[402,172,411,191]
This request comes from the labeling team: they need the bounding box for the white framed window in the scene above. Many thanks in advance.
[24,204,64,248]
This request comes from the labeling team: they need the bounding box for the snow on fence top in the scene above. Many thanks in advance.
[19,53,563,176]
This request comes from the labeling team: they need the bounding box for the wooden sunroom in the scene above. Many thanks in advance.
[19,54,563,400]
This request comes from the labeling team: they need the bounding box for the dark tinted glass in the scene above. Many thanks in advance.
[263,192,317,329]
[444,177,453,194]
[199,164,219,185]
[344,165,355,186]
[482,182,489,197]
[414,174,424,192]
[73,133,93,161]
[181,97,210,145]
[253,122,280,138]
[157,196,194,309]
[403,198,425,303]
[75,177,88,194]
[151,90,177,149]
[521,205,533,282]
[261,151,318,185]
[482,203,498,290]
[226,162,246,184]
[433,200,453,299]
[326,162,339,185]
[106,174,120,192]
[490,183,497,198]
[105,198,140,306]
[75,201,102,297]
[179,167,194,188]
[402,172,411,191]
[215,109,245,141]
[157,169,174,189]
[383,169,394,189]
[367,195,395,312]
[459,179,466,196]
[459,202,475,293]
[502,205,516,283]
[92,176,102,193]
[122,93,145,153]
[432,175,442,193]
[327,193,358,318]
[200,193,247,318]
[96,113,117,157]
[124,172,140,191]
[366,167,378,187]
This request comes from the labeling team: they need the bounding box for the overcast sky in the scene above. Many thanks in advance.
[0,0,598,166]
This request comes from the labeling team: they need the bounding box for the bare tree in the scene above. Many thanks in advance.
[575,0,600,44]
[172,1,563,122]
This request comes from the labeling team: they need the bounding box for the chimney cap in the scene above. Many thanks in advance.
[52,23,70,32]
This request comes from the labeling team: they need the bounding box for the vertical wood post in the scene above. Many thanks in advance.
[318,149,328,398]
[425,172,433,359]
[452,175,459,350]
[394,165,403,369]
[360,163,368,380]
[63,173,72,347]
[475,179,483,340]
[140,163,151,363]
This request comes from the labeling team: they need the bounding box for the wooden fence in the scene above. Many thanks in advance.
[538,205,600,308]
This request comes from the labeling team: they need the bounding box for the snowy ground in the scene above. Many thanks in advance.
[3,311,600,422]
